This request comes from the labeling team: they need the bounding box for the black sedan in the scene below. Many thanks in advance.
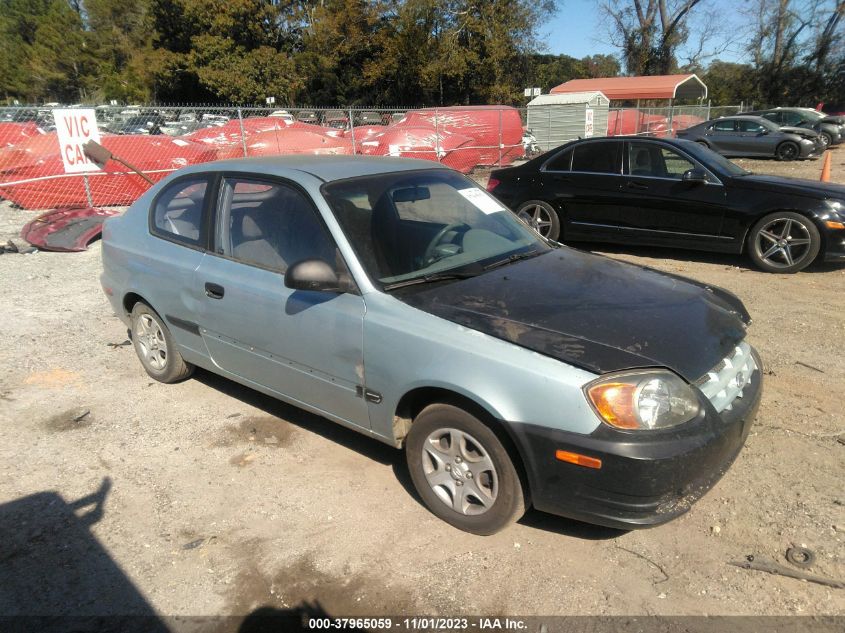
[676,116,822,160]
[487,137,845,273]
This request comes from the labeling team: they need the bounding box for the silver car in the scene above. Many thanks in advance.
[101,156,762,534]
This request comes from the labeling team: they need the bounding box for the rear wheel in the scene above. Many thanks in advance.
[776,141,800,161]
[406,404,526,535]
[748,212,820,273]
[696,140,709,149]
[515,200,560,241]
[130,303,194,382]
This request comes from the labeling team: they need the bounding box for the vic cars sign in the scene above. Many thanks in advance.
[54,109,102,173]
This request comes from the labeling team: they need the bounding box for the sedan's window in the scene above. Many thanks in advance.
[323,170,547,285]
[152,178,208,246]
[711,120,736,132]
[628,142,695,179]
[571,142,621,174]
[545,148,572,171]
[781,111,806,126]
[760,112,780,124]
[738,120,766,133]
[217,178,336,272]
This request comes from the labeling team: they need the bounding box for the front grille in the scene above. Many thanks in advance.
[694,342,757,413]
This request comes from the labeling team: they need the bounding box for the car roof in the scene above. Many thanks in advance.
[181,155,449,182]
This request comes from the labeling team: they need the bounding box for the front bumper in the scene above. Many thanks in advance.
[509,361,762,530]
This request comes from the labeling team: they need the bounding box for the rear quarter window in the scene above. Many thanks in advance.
[151,177,209,247]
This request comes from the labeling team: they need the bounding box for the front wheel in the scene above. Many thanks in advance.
[776,141,800,161]
[819,132,832,148]
[405,404,527,535]
[747,212,820,273]
[515,200,561,241]
[130,303,194,382]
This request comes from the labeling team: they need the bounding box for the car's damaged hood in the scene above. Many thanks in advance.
[399,249,750,382]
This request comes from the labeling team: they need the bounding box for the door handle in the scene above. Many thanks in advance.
[626,181,649,190]
[205,282,225,299]
[551,174,570,182]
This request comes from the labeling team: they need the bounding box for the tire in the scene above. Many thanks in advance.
[130,302,194,383]
[776,141,800,161]
[405,404,527,535]
[515,200,561,241]
[819,132,832,149]
[747,211,820,273]
[696,140,710,149]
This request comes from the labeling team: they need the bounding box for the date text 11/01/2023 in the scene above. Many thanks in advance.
[307,617,528,630]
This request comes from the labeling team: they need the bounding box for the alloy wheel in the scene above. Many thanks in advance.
[778,143,799,160]
[755,217,813,269]
[135,314,168,371]
[517,204,554,237]
[421,428,498,515]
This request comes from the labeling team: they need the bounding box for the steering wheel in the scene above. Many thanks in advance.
[422,223,469,266]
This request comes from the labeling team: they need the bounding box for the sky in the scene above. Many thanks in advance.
[540,0,749,68]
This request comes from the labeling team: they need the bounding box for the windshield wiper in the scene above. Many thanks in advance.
[382,270,479,291]
[483,249,543,271]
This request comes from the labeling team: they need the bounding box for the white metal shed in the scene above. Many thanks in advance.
[527,91,610,151]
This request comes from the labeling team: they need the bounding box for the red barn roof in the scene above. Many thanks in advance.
[550,74,707,101]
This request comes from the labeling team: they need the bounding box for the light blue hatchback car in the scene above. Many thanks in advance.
[101,156,762,534]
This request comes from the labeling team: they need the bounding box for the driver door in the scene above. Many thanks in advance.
[193,175,370,429]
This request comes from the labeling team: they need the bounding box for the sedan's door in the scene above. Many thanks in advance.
[540,139,628,240]
[704,119,743,153]
[736,119,779,156]
[619,140,727,244]
[193,176,369,429]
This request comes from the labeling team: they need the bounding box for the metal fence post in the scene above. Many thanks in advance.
[237,107,247,157]
[434,107,441,163]
[498,108,503,168]
[83,174,93,207]
[348,107,356,155]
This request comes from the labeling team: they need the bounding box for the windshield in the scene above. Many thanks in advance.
[322,170,549,287]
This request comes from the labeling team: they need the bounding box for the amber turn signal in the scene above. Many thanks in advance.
[586,382,640,429]
[825,220,845,229]
[555,450,602,469]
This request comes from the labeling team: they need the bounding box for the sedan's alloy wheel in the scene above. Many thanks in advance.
[755,217,813,269]
[135,313,168,370]
[517,203,555,238]
[421,428,498,515]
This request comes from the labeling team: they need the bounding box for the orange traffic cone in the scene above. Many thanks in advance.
[820,151,831,182]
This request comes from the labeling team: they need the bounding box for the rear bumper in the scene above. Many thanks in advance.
[509,364,762,530]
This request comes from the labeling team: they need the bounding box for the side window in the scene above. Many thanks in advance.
[628,142,695,179]
[660,147,695,178]
[571,142,621,174]
[218,178,336,272]
[152,177,208,246]
[545,148,572,171]
[761,112,780,124]
[711,120,736,132]
[782,111,804,126]
[738,120,766,133]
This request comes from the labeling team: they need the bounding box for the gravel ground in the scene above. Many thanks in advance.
[0,154,843,624]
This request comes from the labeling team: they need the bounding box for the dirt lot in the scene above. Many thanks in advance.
[0,154,843,624]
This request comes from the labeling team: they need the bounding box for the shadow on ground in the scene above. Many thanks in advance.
[0,477,169,632]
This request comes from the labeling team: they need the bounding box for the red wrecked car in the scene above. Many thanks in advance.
[0,133,217,209]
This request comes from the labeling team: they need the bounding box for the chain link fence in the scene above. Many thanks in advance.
[0,102,746,212]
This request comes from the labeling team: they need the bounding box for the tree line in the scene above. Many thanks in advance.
[0,0,842,107]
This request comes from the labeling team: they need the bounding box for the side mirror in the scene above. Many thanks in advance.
[682,168,708,184]
[284,259,341,292]
[760,129,769,135]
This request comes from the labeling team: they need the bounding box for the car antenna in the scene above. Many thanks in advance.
[83,140,155,185]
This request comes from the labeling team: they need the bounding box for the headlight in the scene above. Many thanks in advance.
[585,370,700,430]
